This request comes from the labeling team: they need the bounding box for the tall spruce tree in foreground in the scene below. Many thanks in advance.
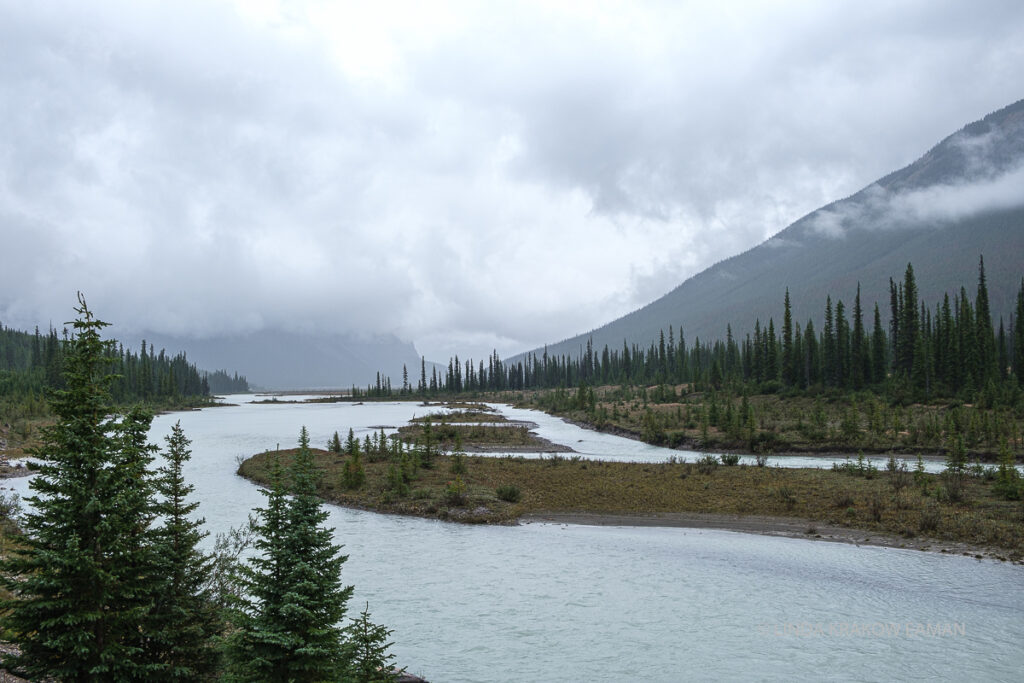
[0,295,161,680]
[146,421,222,679]
[229,427,353,681]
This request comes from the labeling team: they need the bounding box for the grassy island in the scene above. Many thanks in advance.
[238,440,1024,562]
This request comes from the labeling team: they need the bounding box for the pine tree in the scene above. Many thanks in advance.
[229,427,353,681]
[1,295,161,680]
[147,421,222,679]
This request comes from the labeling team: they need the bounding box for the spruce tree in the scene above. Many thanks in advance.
[823,297,836,386]
[781,289,794,386]
[871,303,886,384]
[974,256,997,384]
[230,427,353,681]
[0,296,160,681]
[146,421,222,680]
[851,284,866,389]
[344,603,402,683]
[899,264,919,376]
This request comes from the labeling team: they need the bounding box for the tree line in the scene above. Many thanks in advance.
[359,258,1024,405]
[0,297,397,681]
[0,321,249,419]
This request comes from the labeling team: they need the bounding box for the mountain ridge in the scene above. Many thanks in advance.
[515,98,1024,362]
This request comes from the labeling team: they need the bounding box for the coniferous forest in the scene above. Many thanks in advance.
[365,259,1024,403]
[357,259,1024,458]
[0,321,249,425]
[0,297,397,681]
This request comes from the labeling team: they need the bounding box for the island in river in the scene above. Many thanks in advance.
[237,406,1024,563]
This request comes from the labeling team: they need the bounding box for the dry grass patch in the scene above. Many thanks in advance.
[238,449,1024,560]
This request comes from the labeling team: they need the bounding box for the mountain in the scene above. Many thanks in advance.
[127,329,424,391]
[519,99,1024,361]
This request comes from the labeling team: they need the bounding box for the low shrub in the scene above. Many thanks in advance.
[696,455,719,474]
[869,493,884,522]
[720,454,740,466]
[496,484,521,503]
[832,491,855,508]
[918,501,941,533]
[444,476,467,506]
[775,486,796,509]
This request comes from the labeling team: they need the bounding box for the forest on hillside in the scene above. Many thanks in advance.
[361,258,1024,412]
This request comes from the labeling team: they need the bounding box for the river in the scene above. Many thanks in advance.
[3,396,1021,681]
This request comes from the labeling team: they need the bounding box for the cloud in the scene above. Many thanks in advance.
[1,0,1023,360]
[808,163,1024,237]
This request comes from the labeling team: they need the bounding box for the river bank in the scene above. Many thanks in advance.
[521,511,1007,561]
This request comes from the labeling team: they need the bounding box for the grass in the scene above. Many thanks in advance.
[512,385,1024,460]
[238,448,1024,561]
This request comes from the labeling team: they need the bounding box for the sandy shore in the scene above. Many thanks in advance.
[520,511,1013,562]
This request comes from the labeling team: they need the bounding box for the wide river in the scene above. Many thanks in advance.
[4,396,1022,681]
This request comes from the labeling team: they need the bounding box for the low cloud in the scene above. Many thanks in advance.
[1,1,1023,360]
[808,163,1024,238]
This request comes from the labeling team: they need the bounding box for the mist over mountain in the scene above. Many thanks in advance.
[518,99,1024,363]
[127,329,424,391]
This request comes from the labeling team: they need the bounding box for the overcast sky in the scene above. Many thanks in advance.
[1,0,1022,361]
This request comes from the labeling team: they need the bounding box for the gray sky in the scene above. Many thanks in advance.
[1,0,1022,362]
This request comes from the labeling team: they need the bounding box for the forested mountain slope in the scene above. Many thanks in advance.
[522,99,1024,360]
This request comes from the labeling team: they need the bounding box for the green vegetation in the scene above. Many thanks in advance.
[514,389,1024,460]
[0,299,172,680]
[0,315,249,457]
[352,260,1023,467]
[357,260,1023,404]
[227,427,354,681]
[239,446,1024,561]
[0,297,398,681]
[397,421,564,451]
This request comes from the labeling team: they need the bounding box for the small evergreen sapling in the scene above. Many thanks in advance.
[344,602,403,683]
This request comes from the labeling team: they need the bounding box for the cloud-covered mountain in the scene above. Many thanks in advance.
[128,329,424,391]
[520,99,1024,362]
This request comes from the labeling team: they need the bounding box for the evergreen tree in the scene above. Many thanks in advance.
[851,284,866,389]
[344,603,402,683]
[823,297,836,386]
[899,263,919,375]
[147,421,222,680]
[1,296,160,680]
[835,300,849,388]
[974,256,997,384]
[229,427,353,681]
[345,427,360,456]
[329,430,343,454]
[871,303,886,384]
